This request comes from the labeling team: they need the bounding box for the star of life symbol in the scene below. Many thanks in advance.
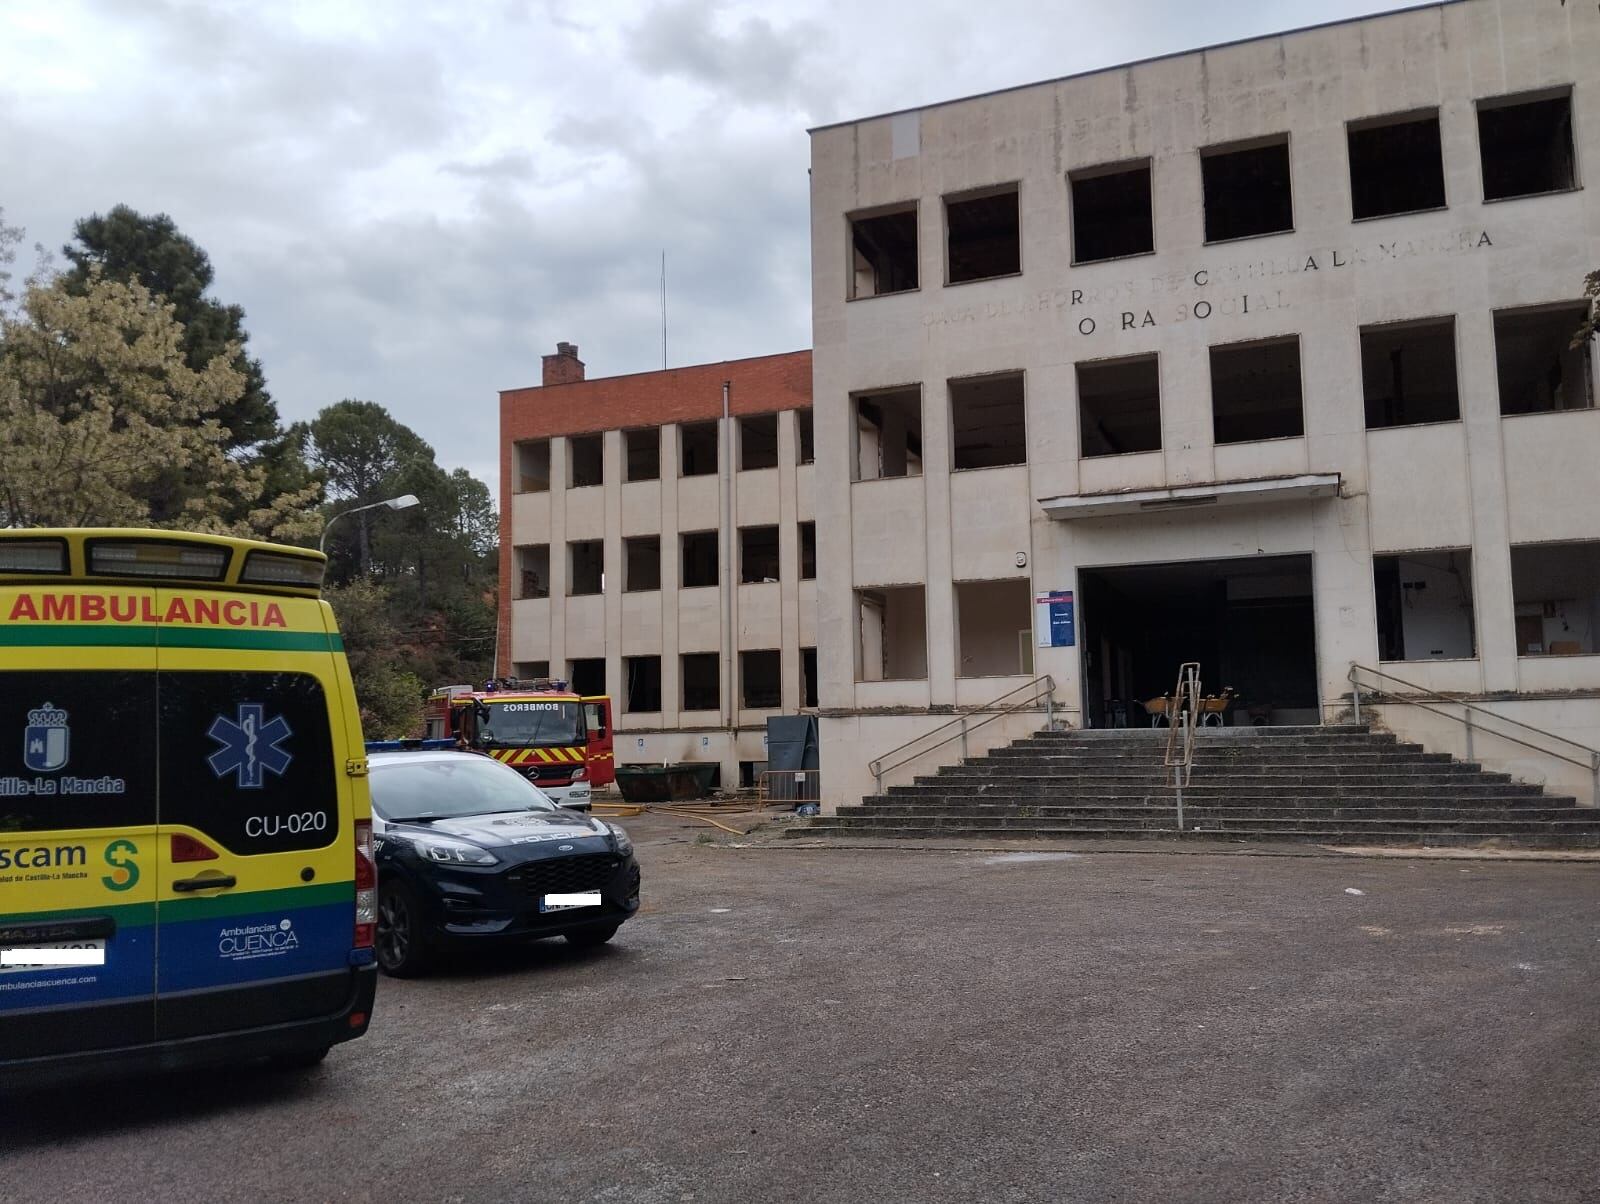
[24,702,70,773]
[207,703,293,789]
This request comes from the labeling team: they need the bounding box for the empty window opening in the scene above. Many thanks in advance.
[801,647,819,708]
[1511,542,1600,656]
[853,387,923,480]
[739,414,779,471]
[513,660,549,680]
[956,579,1033,678]
[1210,337,1304,444]
[681,531,719,589]
[856,586,928,682]
[796,410,815,464]
[1495,304,1595,415]
[1478,91,1576,201]
[567,658,605,697]
[951,372,1027,470]
[569,434,603,488]
[1202,136,1293,242]
[1070,160,1154,264]
[680,421,719,476]
[625,429,660,481]
[849,206,918,298]
[1361,318,1460,429]
[740,650,782,710]
[1347,111,1447,219]
[624,655,662,712]
[945,186,1021,283]
[516,440,551,493]
[740,526,780,584]
[568,540,604,596]
[681,652,721,712]
[1077,355,1162,457]
[625,536,661,592]
[1374,550,1476,662]
[799,522,816,580]
[515,544,550,600]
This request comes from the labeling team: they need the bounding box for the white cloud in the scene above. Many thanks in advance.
[0,0,1401,491]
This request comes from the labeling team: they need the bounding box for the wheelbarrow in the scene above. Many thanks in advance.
[1197,687,1238,727]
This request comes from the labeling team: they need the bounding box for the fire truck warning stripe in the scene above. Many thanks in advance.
[0,626,342,653]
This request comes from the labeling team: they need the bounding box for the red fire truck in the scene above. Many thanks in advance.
[421,679,614,809]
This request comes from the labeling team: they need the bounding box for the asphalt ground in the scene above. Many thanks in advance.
[4,810,1599,1204]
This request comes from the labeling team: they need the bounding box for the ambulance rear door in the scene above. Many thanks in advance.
[0,589,159,1061]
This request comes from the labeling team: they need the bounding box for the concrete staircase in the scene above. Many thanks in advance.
[797,725,1600,848]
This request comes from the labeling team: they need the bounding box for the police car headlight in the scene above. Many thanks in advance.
[417,836,498,866]
[606,823,633,856]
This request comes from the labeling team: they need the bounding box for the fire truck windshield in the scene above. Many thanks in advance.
[477,699,584,748]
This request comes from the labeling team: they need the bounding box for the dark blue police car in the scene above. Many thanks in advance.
[365,745,640,976]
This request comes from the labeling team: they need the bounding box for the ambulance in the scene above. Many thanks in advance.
[0,529,377,1089]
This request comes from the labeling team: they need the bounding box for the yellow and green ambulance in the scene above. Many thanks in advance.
[0,529,377,1088]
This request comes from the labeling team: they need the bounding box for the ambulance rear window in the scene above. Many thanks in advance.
[160,671,338,855]
[0,672,157,832]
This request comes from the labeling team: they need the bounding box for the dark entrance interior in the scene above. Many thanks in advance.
[1079,554,1319,728]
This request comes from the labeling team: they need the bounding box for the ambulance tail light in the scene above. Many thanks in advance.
[354,820,377,949]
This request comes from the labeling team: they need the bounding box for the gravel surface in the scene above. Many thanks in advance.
[5,811,1598,1203]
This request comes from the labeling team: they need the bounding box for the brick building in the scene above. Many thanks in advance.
[498,344,815,785]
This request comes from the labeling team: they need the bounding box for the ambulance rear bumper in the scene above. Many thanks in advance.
[0,964,376,1093]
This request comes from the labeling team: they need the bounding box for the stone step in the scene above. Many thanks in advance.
[835,806,1598,826]
[893,779,1542,795]
[791,822,1600,848]
[928,762,1497,781]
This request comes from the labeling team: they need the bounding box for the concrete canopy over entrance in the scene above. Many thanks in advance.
[1078,554,1318,729]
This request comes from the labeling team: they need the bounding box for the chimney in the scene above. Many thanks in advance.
[542,341,585,387]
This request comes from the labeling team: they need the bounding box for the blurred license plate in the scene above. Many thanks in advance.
[540,892,601,913]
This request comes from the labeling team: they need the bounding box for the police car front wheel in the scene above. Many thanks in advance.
[377,880,433,977]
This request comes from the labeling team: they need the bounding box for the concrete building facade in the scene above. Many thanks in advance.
[498,345,816,786]
[809,0,1600,807]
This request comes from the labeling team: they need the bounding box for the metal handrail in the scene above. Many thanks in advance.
[1349,663,1600,802]
[1162,662,1201,830]
[869,675,1057,793]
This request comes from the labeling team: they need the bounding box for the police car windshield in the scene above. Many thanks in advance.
[479,699,582,747]
[370,756,558,821]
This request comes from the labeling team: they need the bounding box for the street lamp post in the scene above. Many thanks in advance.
[319,493,420,557]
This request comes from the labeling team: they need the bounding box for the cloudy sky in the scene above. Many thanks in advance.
[1,0,1399,490]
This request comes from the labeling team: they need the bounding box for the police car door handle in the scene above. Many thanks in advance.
[171,874,238,893]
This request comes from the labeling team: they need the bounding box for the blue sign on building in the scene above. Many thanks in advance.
[1035,591,1076,649]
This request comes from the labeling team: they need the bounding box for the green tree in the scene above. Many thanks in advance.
[0,269,319,538]
[326,578,426,737]
[62,205,277,448]
[309,399,434,574]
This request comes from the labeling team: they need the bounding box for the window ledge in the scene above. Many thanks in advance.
[1500,407,1597,420]
[1365,418,1463,434]
[1351,203,1450,224]
[1482,184,1583,205]
[943,270,1025,289]
[1203,226,1297,247]
[847,287,922,303]
[952,461,1028,474]
[1071,248,1157,268]
[1214,433,1306,447]
[1377,657,1480,665]
[1517,652,1600,660]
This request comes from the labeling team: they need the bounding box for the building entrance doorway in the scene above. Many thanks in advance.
[1078,554,1319,728]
